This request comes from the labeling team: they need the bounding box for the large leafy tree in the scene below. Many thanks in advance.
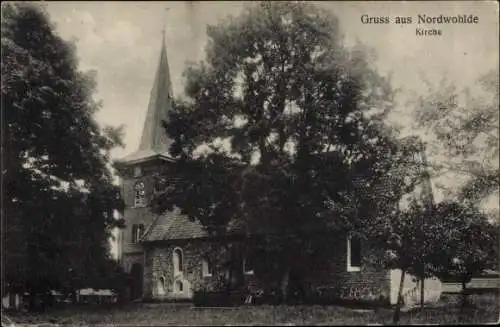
[153,1,412,301]
[414,68,499,206]
[2,2,124,301]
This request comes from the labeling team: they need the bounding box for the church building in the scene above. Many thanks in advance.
[114,34,441,305]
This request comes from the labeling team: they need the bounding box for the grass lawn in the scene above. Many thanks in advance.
[4,293,498,326]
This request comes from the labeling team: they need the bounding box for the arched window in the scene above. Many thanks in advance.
[173,248,183,275]
[134,182,146,207]
[413,151,422,164]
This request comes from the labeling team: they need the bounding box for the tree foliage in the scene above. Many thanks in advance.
[153,1,416,300]
[368,200,438,278]
[365,199,435,323]
[2,2,124,298]
[414,69,499,205]
[429,201,497,284]
[367,198,498,320]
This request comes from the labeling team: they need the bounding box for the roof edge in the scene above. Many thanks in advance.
[142,233,246,244]
[115,153,173,167]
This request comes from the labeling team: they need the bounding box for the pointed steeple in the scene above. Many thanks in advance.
[138,30,173,153]
[118,31,174,164]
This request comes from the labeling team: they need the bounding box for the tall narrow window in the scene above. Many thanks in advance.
[202,257,213,277]
[413,151,422,164]
[134,182,146,207]
[157,276,166,296]
[131,224,144,243]
[173,248,183,275]
[175,280,183,293]
[243,256,254,276]
[347,235,361,272]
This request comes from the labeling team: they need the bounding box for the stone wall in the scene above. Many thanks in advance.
[143,234,390,303]
[144,241,221,300]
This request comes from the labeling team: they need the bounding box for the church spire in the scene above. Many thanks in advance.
[117,13,175,165]
[137,29,173,154]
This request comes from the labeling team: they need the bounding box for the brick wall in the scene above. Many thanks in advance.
[304,233,390,303]
[121,176,158,254]
[119,160,169,260]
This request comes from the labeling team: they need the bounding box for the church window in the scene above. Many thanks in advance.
[413,149,424,164]
[175,280,183,293]
[173,247,183,275]
[202,257,213,277]
[243,256,254,276]
[134,182,146,207]
[132,224,144,243]
[157,276,166,296]
[347,235,361,272]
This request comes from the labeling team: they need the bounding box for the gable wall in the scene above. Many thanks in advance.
[144,241,229,299]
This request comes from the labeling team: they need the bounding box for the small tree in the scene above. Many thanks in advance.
[367,199,441,324]
[369,199,498,323]
[429,201,498,307]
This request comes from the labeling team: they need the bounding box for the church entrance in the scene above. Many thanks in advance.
[130,263,143,300]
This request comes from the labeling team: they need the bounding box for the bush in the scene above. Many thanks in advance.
[193,290,246,307]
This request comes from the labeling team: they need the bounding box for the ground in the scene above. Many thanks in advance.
[3,293,498,326]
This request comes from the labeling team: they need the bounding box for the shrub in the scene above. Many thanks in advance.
[193,290,246,307]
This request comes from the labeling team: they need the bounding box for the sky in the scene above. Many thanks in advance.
[44,1,498,159]
[42,1,499,256]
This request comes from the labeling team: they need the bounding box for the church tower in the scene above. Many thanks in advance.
[114,31,174,299]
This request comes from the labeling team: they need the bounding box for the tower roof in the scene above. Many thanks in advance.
[117,32,173,164]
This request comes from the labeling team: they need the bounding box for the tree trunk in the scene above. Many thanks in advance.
[393,269,406,324]
[223,243,232,293]
[420,273,425,311]
[28,292,36,311]
[226,262,233,293]
[71,289,77,304]
[280,267,290,304]
[461,281,468,308]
